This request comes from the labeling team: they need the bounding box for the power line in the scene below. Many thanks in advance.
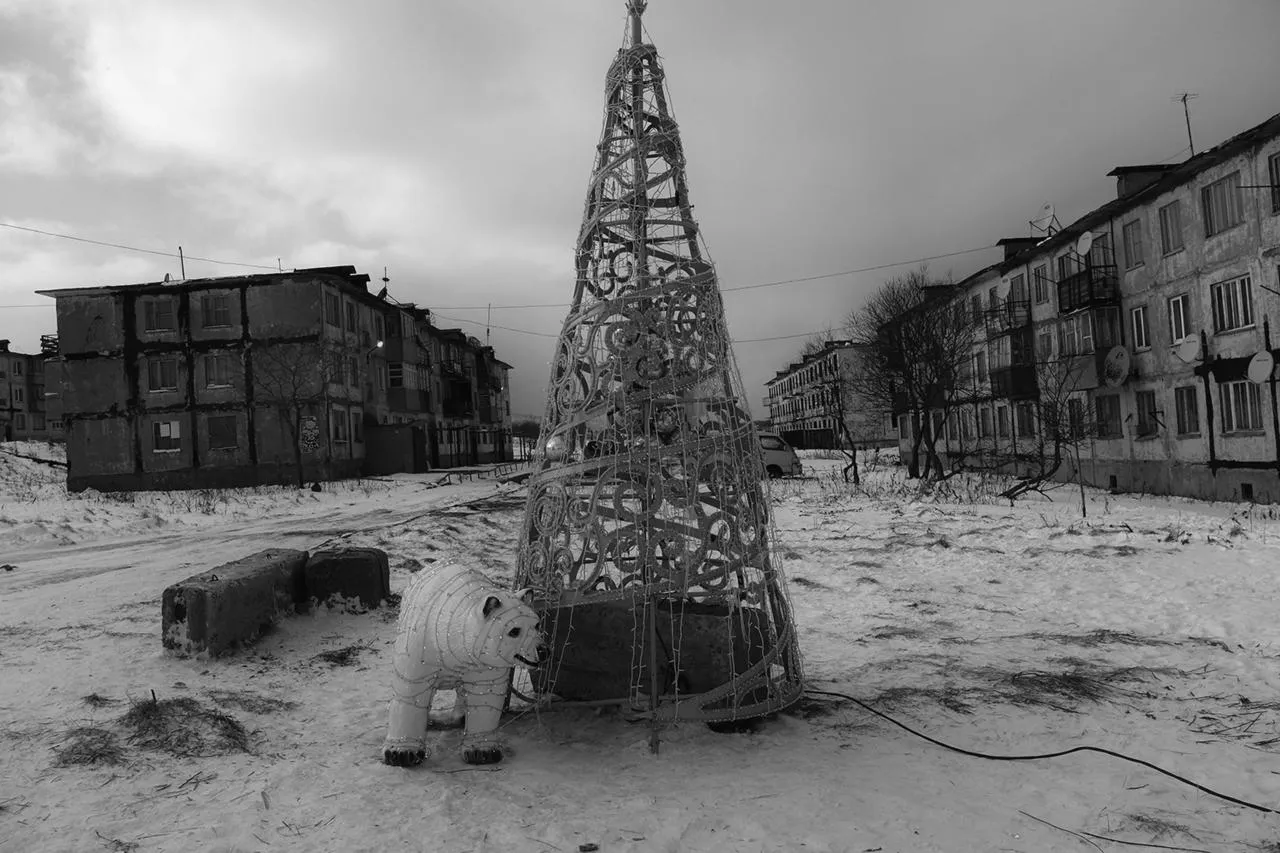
[0,222,278,270]
[431,310,838,346]
[426,244,996,310]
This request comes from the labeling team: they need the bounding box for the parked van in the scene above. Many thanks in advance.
[758,432,802,478]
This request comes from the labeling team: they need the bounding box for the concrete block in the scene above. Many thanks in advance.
[304,547,391,610]
[162,548,309,656]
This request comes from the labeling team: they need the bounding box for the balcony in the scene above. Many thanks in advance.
[984,299,1031,335]
[388,387,429,412]
[1057,264,1118,314]
[989,364,1038,400]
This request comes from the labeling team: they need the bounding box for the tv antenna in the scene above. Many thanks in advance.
[1173,92,1198,156]
[376,267,390,300]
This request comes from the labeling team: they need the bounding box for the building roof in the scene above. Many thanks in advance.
[35,265,372,299]
[1001,109,1280,272]
[1105,164,1179,177]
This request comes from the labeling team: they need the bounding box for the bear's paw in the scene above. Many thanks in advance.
[383,746,427,767]
[462,746,503,765]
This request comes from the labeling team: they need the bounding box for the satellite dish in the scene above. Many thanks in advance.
[1174,336,1201,363]
[1031,203,1055,230]
[1247,350,1276,384]
[1075,232,1094,257]
[1101,346,1131,388]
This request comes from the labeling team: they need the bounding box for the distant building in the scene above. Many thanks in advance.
[0,338,63,442]
[37,266,513,491]
[764,340,895,449]
[900,109,1280,503]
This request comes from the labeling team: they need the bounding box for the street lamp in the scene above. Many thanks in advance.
[366,340,384,360]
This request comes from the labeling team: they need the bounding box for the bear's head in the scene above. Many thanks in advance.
[472,589,546,671]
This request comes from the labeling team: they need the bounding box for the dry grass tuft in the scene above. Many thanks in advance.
[994,664,1170,713]
[1120,812,1198,841]
[312,643,376,666]
[82,692,117,708]
[207,689,298,715]
[790,576,829,590]
[94,831,140,852]
[871,626,925,640]
[53,727,126,767]
[1034,629,1172,648]
[871,685,977,714]
[119,695,251,757]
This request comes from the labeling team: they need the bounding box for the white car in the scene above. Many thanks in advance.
[758,433,802,479]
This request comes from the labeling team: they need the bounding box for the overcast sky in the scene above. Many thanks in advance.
[3,0,1279,419]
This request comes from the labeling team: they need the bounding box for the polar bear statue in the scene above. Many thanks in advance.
[382,562,545,767]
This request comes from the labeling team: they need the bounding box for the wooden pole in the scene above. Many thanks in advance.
[178,246,185,279]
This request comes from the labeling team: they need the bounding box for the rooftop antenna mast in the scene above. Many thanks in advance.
[1173,92,1198,156]
[629,0,645,46]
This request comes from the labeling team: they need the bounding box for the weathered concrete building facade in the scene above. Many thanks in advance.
[0,338,62,442]
[765,340,896,449]
[901,110,1280,502]
[39,266,513,491]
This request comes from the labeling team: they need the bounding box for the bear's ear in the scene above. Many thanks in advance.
[514,587,536,606]
[482,596,503,619]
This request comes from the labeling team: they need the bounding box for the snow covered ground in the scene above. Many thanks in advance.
[2,442,1278,852]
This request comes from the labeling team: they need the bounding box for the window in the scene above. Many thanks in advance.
[996,405,1009,438]
[331,407,350,443]
[200,294,231,328]
[1059,314,1093,356]
[1174,386,1199,435]
[1037,330,1054,360]
[1210,275,1254,332]
[153,420,181,452]
[898,417,909,439]
[1033,265,1050,305]
[1130,306,1149,350]
[351,410,363,444]
[970,295,982,323]
[1009,273,1027,302]
[389,363,404,388]
[207,415,237,449]
[1168,294,1190,342]
[1220,380,1263,433]
[978,406,992,438]
[324,292,341,327]
[1096,394,1121,438]
[347,356,359,386]
[1135,389,1157,437]
[147,358,179,392]
[974,351,987,382]
[32,414,45,431]
[15,414,25,430]
[1201,171,1243,237]
[1158,200,1184,255]
[960,410,974,441]
[1093,306,1121,349]
[50,420,63,431]
[374,316,385,343]
[11,387,23,404]
[1015,402,1035,437]
[1269,151,1280,214]
[13,361,23,376]
[143,298,176,332]
[1121,220,1144,269]
[345,301,357,333]
[204,353,234,388]
[1068,398,1085,438]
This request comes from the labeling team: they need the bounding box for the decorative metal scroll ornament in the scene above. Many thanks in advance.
[514,0,804,738]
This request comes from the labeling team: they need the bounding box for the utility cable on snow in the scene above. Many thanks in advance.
[804,688,1277,816]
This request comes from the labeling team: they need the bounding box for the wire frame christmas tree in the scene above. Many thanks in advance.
[514,0,803,738]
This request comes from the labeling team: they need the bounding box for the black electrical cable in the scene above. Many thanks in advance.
[804,688,1277,815]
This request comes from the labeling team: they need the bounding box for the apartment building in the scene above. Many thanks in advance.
[764,340,895,449]
[905,110,1280,502]
[37,266,513,491]
[0,338,63,442]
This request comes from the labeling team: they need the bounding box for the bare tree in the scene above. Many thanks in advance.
[846,267,977,480]
[511,418,540,461]
[253,338,345,488]
[999,354,1099,516]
